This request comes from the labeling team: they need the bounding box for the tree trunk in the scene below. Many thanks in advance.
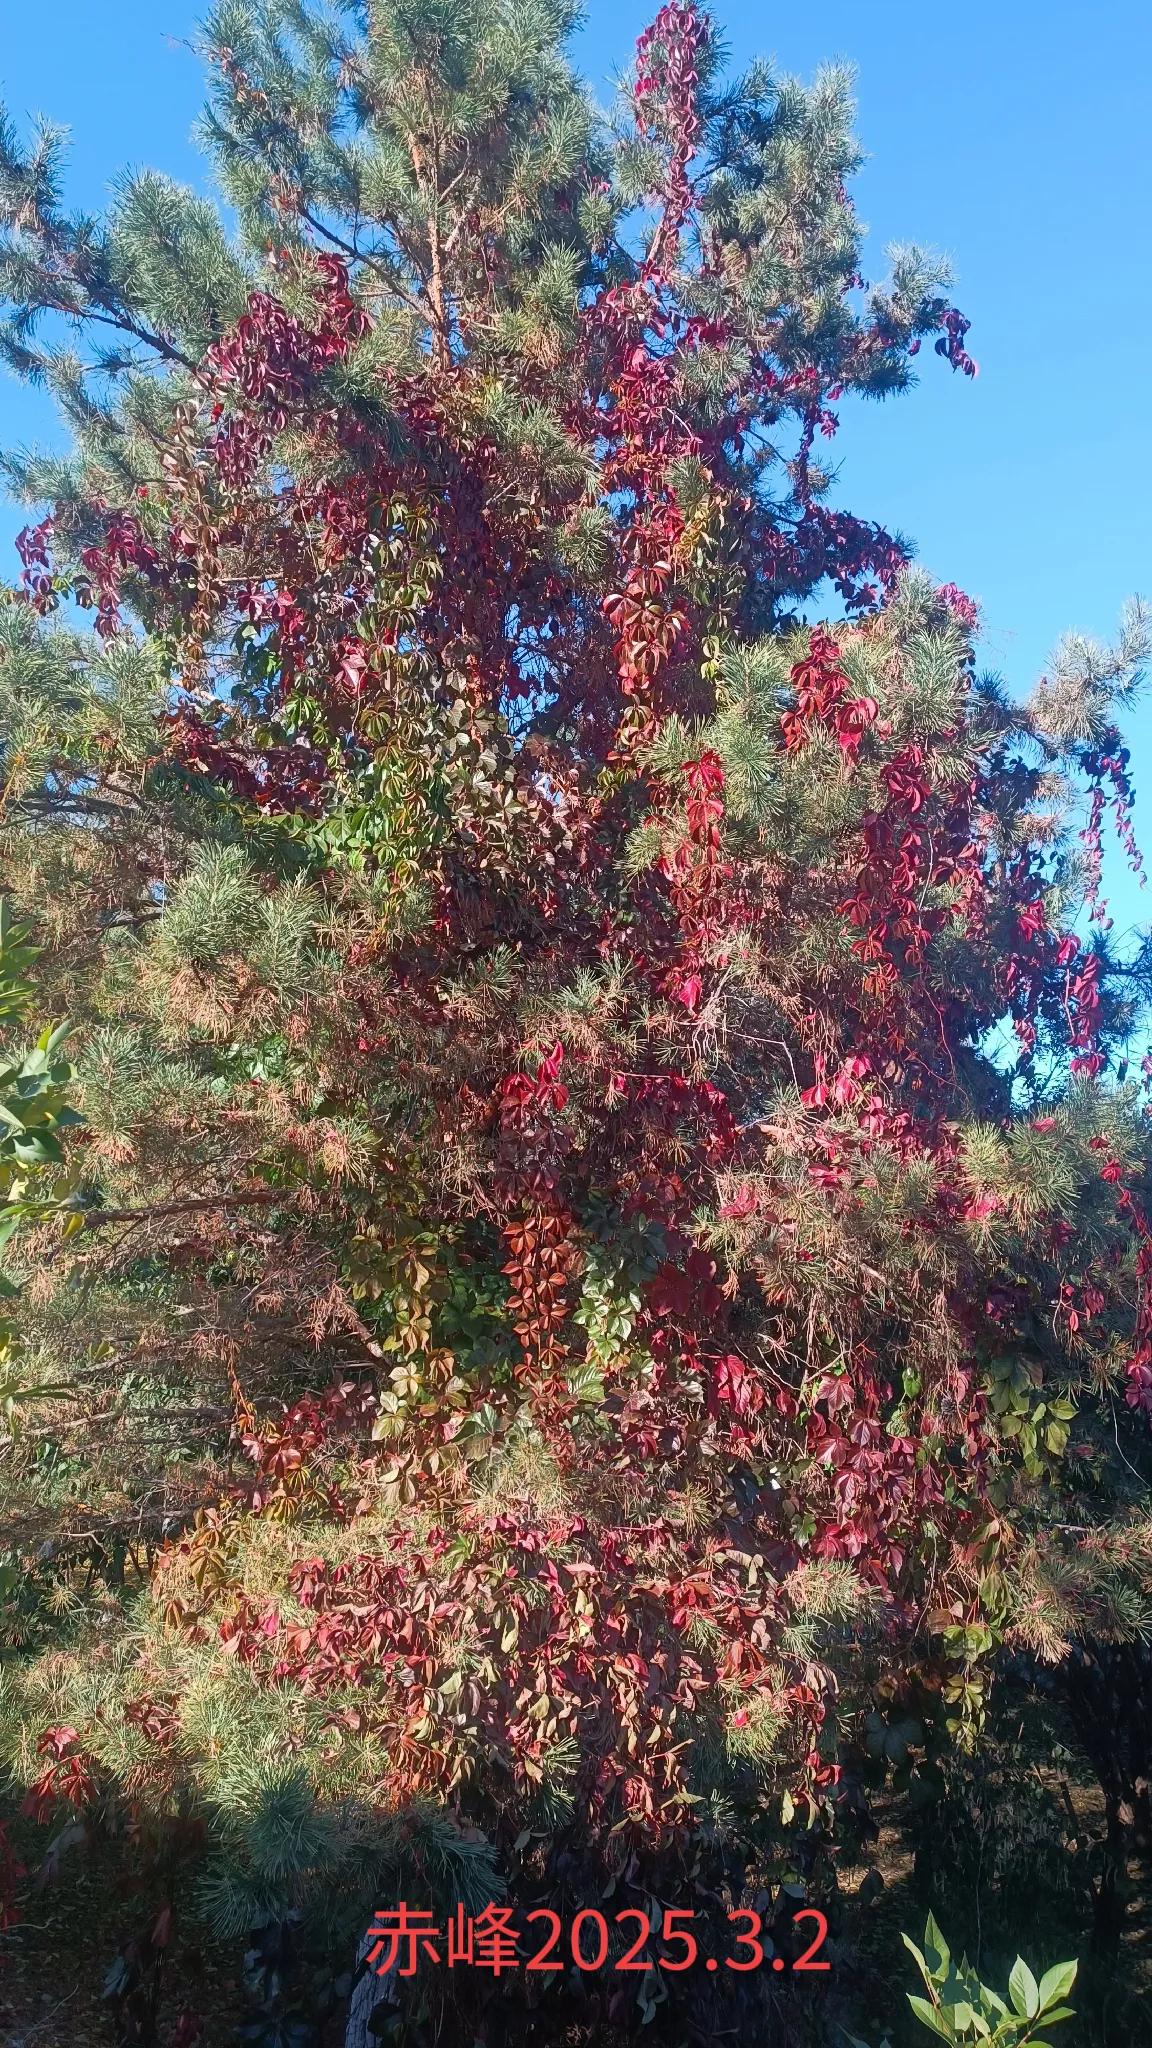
[1062,1640,1152,1947]
[344,1929,398,2048]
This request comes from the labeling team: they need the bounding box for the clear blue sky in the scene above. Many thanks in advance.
[2,1,1149,932]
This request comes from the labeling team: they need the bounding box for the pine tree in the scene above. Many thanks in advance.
[0,4,1150,2041]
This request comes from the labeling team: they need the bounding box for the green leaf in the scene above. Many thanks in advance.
[1036,1962,1077,2011]
[907,1994,954,2040]
[902,1933,930,1978]
[923,1914,951,1980]
[1008,1958,1040,2020]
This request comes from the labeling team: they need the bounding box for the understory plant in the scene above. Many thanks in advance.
[857,1916,1078,2048]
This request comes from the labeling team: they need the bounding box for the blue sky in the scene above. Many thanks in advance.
[2,0,1149,932]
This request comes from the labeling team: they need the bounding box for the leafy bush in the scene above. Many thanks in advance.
[853,1916,1078,2048]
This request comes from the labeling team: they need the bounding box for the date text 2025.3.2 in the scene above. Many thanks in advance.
[364,1902,832,1978]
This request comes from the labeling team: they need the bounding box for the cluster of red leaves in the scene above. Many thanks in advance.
[807,1348,984,1576]
[634,3,707,266]
[1081,728,1145,918]
[20,1726,100,1824]
[207,254,369,486]
[239,1378,378,1513]
[937,581,980,631]
[780,628,879,766]
[164,704,330,816]
[1106,1159,1152,1415]
[659,749,731,1013]
[210,1512,833,1833]
[499,1045,577,1382]
[77,511,161,638]
[13,514,55,613]
[934,306,978,378]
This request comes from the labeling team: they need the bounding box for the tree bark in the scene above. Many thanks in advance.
[344,1929,398,2048]
[1062,1640,1152,1947]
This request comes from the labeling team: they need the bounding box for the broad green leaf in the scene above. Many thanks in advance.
[1036,1962,1077,2011]
[907,1993,954,2040]
[902,1932,930,1978]
[924,1914,951,1980]
[1008,1958,1040,2020]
